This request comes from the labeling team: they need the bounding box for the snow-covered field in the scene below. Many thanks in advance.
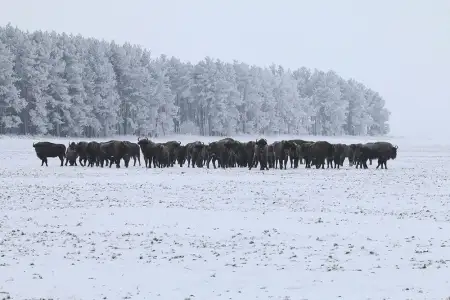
[1,134,450,300]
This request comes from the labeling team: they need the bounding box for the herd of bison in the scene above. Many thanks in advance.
[31,137,399,170]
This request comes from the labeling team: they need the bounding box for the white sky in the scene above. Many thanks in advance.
[1,0,449,137]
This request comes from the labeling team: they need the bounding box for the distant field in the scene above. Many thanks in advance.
[0,134,449,299]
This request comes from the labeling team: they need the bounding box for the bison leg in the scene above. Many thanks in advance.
[261,157,269,170]
[376,158,388,169]
[376,159,381,169]
[214,158,218,169]
[259,160,265,170]
[59,156,64,167]
[65,158,68,166]
[362,160,369,169]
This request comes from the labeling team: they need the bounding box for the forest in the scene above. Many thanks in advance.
[0,24,390,137]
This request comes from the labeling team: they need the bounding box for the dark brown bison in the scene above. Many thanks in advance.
[352,142,398,169]
[122,141,141,168]
[154,143,171,168]
[272,141,293,169]
[75,142,89,166]
[137,138,157,168]
[99,140,127,168]
[309,141,334,169]
[287,139,312,166]
[65,142,78,166]
[33,142,66,166]
[188,141,207,168]
[331,143,350,169]
[86,141,101,167]
[206,138,235,169]
[244,141,257,168]
[163,141,182,167]
[249,138,269,170]
[176,145,187,167]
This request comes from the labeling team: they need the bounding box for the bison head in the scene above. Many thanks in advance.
[137,139,150,146]
[391,145,398,160]
[256,138,267,147]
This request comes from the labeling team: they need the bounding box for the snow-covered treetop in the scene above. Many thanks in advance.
[0,24,390,137]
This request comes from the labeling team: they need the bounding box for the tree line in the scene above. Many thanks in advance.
[0,24,390,137]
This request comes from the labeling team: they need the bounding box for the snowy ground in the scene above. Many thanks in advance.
[1,134,450,300]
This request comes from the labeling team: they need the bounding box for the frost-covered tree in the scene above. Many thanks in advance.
[0,39,24,132]
[0,24,391,137]
[152,56,178,136]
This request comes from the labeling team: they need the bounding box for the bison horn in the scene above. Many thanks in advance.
[138,137,140,141]
[395,145,398,149]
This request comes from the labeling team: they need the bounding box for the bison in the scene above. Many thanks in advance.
[206,138,235,169]
[187,141,206,168]
[74,142,89,166]
[176,145,187,167]
[352,142,398,169]
[122,141,141,168]
[86,141,101,167]
[33,142,66,166]
[99,140,127,168]
[154,143,171,168]
[137,138,157,168]
[331,143,350,169]
[65,142,78,166]
[163,141,182,167]
[249,138,269,170]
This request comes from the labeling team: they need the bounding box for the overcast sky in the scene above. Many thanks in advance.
[1,0,449,137]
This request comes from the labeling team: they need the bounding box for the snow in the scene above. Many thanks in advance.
[1,134,450,300]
